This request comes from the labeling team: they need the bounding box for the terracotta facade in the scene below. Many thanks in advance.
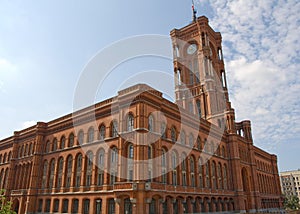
[0,16,283,213]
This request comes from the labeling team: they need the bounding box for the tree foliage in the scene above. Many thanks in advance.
[0,190,16,214]
[284,195,300,211]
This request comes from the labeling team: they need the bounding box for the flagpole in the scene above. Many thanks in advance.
[191,0,197,22]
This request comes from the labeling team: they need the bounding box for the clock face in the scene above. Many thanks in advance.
[187,44,197,55]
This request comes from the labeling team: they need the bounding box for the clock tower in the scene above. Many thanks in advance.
[170,16,236,133]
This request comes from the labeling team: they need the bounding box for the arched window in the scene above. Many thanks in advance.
[110,147,118,184]
[188,101,194,113]
[66,155,73,188]
[205,160,210,188]
[171,127,176,142]
[147,146,153,181]
[78,130,84,145]
[29,144,33,155]
[190,156,195,187]
[127,114,134,131]
[3,153,7,163]
[172,152,177,186]
[98,149,105,185]
[60,136,66,149]
[196,99,201,118]
[128,144,134,181]
[62,199,69,213]
[75,154,82,187]
[53,138,57,151]
[98,125,105,141]
[49,159,55,188]
[181,153,187,186]
[69,133,74,147]
[217,162,223,189]
[111,120,118,137]
[86,152,93,186]
[189,134,194,147]
[57,157,64,188]
[83,199,90,214]
[0,154,2,163]
[24,145,28,156]
[222,146,226,158]
[72,199,79,213]
[161,149,167,184]
[198,158,204,188]
[212,161,217,189]
[148,115,154,132]
[197,137,201,150]
[161,122,166,139]
[45,141,50,153]
[8,152,12,161]
[223,164,228,190]
[88,127,94,143]
[180,131,186,145]
[42,160,48,188]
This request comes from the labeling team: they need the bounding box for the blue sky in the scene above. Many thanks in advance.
[0,0,299,172]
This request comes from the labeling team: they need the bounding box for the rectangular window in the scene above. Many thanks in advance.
[38,199,43,212]
[45,199,51,212]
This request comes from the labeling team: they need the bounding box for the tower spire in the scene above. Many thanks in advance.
[191,0,197,22]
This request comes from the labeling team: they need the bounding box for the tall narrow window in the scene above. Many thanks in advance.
[223,165,228,190]
[72,199,79,213]
[42,161,48,188]
[205,161,210,188]
[60,136,66,149]
[212,161,217,189]
[162,149,167,184]
[181,154,187,186]
[147,146,153,181]
[66,155,73,188]
[86,152,93,186]
[49,159,55,188]
[148,115,154,132]
[98,150,105,185]
[110,147,118,184]
[99,125,105,141]
[218,162,223,189]
[57,157,64,188]
[180,131,186,145]
[69,133,74,147]
[111,120,118,137]
[63,199,69,213]
[78,130,84,145]
[172,152,177,186]
[196,100,201,118]
[171,127,176,142]
[75,154,82,187]
[83,199,90,214]
[198,158,204,188]
[190,156,195,187]
[127,114,134,131]
[128,144,134,181]
[53,138,57,151]
[161,122,166,139]
[88,127,94,143]
[189,134,194,147]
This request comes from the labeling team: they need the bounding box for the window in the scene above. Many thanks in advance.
[212,161,217,189]
[198,158,204,188]
[62,199,69,213]
[78,130,84,145]
[45,199,51,212]
[53,138,57,151]
[98,150,105,185]
[111,120,118,137]
[196,100,201,118]
[162,149,167,184]
[95,199,102,214]
[57,157,64,188]
[205,161,210,188]
[223,165,228,189]
[60,136,65,149]
[197,137,201,150]
[69,133,74,147]
[180,131,186,145]
[108,199,115,214]
[217,162,222,189]
[110,147,118,185]
[86,152,93,186]
[188,101,193,113]
[148,146,153,181]
[189,134,194,147]
[99,125,105,140]
[190,157,195,187]
[128,144,134,181]
[83,199,90,214]
[182,154,187,186]
[75,154,82,187]
[171,127,176,142]
[161,122,166,139]
[49,159,55,188]
[72,199,79,213]
[88,127,94,143]
[42,161,48,188]
[38,199,43,212]
[148,115,154,132]
[127,114,134,131]
[66,155,73,188]
[172,152,177,186]
[53,199,59,212]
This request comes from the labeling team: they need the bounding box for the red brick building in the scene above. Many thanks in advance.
[0,16,283,214]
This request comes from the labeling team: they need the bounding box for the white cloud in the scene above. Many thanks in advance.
[21,120,36,129]
[202,0,300,150]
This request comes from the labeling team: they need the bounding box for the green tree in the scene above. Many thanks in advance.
[284,195,300,211]
[0,190,16,214]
